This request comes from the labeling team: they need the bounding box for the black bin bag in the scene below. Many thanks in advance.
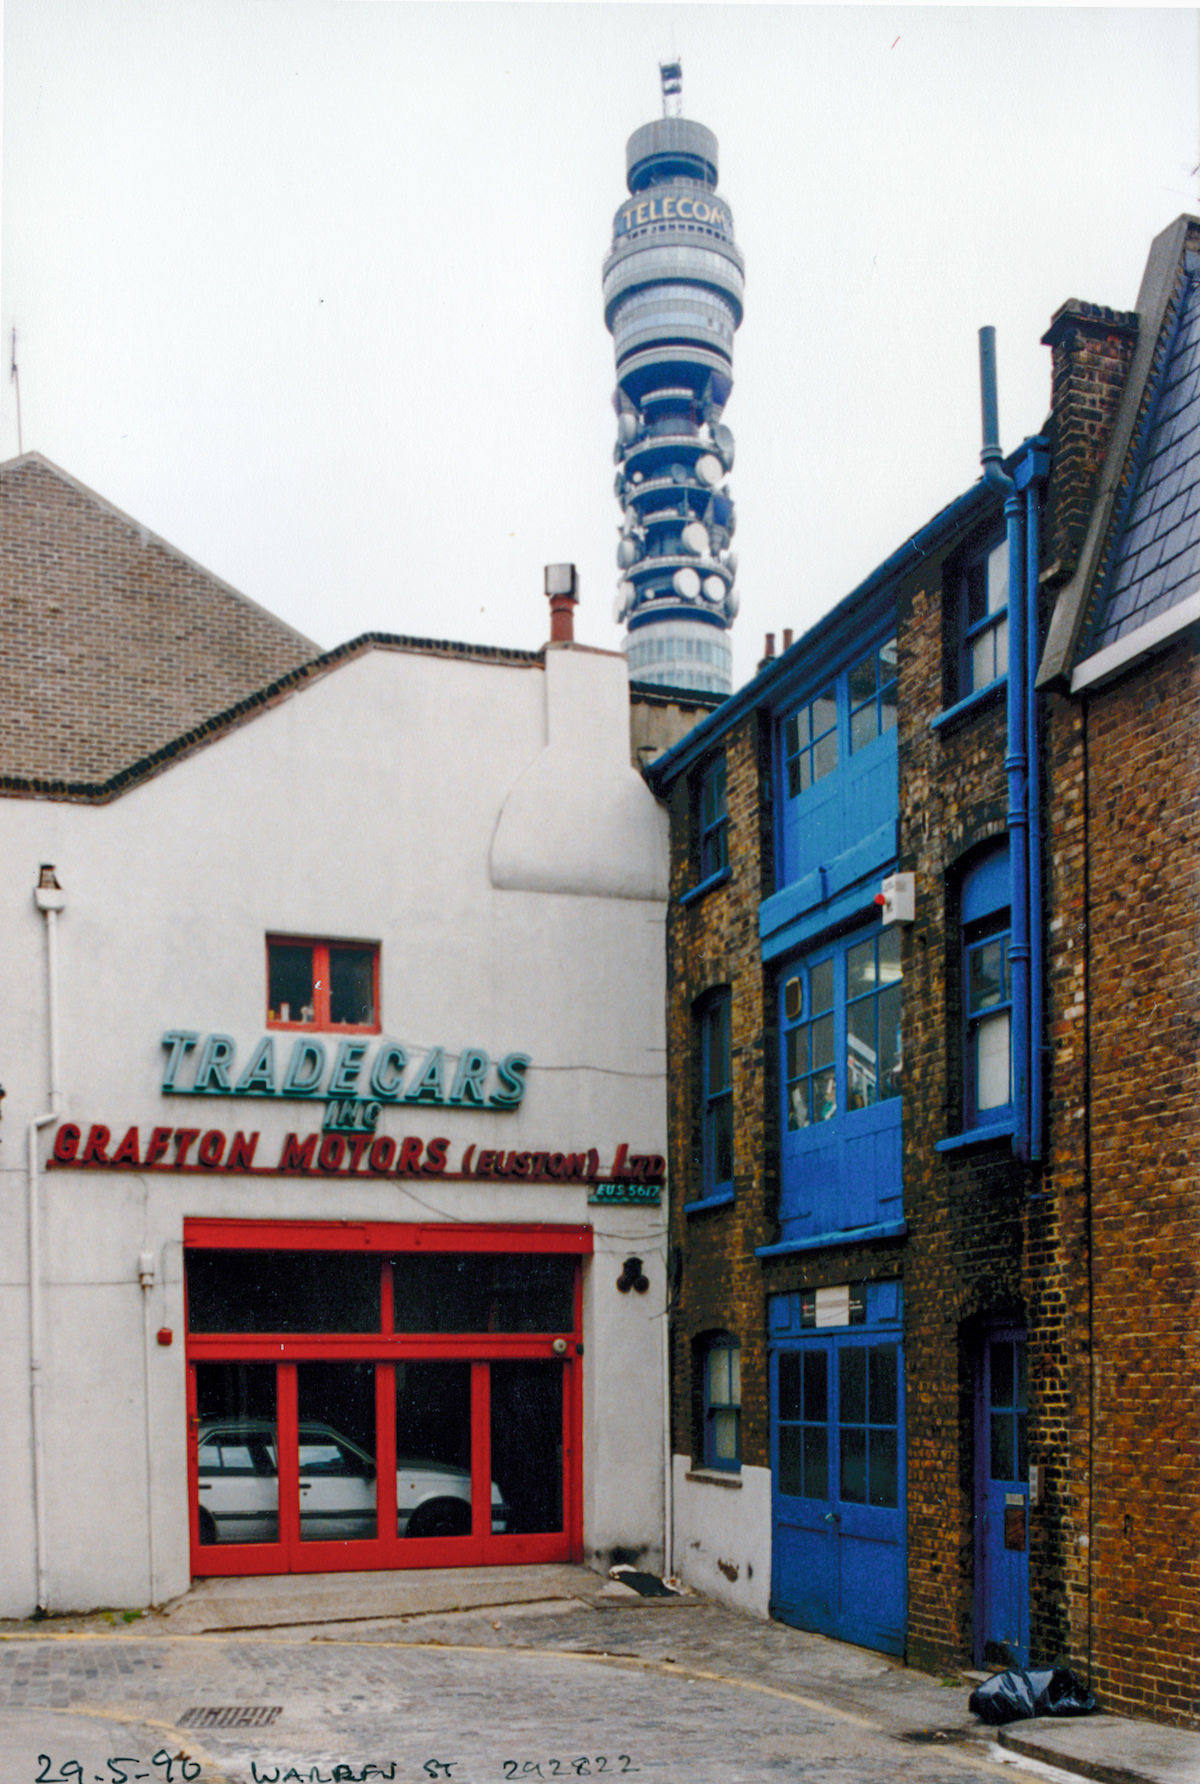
[970,1667,1095,1726]
[1028,1669,1096,1716]
[969,1669,1038,1725]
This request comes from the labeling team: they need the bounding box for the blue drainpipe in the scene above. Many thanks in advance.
[978,327,1049,1167]
[1018,440,1050,1163]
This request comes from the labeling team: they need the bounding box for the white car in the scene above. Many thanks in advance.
[197,1419,508,1544]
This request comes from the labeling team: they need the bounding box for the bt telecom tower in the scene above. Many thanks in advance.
[603,63,745,696]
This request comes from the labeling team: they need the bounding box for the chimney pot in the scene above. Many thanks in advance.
[544,563,578,643]
[782,628,794,651]
[764,632,776,658]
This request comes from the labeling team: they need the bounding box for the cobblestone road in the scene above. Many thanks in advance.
[0,1623,1045,1784]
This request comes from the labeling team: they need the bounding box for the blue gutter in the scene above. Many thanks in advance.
[978,327,1049,1165]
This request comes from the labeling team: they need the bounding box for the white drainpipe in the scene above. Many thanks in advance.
[138,1248,159,1605]
[29,866,65,1614]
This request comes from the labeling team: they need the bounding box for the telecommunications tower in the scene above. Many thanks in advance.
[603,62,745,695]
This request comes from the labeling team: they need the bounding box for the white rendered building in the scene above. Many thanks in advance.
[0,457,692,1614]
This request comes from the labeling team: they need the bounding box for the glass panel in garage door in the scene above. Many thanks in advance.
[195,1362,279,1546]
[296,1362,377,1542]
[395,1361,475,1538]
[490,1360,563,1534]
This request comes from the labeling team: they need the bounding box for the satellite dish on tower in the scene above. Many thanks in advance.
[672,567,701,599]
[703,575,725,602]
[712,424,736,468]
[681,520,709,555]
[696,454,724,488]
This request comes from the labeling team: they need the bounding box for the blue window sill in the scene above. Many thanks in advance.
[756,1219,907,1257]
[930,676,1006,734]
[935,1119,1015,1154]
[684,1187,735,1215]
[681,867,731,908]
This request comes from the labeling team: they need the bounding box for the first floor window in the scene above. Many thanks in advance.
[267,936,379,1031]
[699,991,733,1196]
[703,1333,741,1470]
[783,925,902,1130]
[961,845,1013,1124]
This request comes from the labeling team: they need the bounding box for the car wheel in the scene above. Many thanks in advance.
[197,1507,217,1546]
[405,1497,471,1539]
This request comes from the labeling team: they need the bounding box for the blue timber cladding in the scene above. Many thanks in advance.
[760,595,901,1251]
[1087,269,1200,651]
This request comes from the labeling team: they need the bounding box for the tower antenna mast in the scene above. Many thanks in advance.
[660,59,683,117]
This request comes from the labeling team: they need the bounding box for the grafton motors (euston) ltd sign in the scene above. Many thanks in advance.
[49,1125,665,1187]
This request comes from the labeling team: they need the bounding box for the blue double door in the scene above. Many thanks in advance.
[770,1327,906,1655]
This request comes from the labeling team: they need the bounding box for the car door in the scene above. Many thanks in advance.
[197,1429,279,1545]
[295,1431,377,1542]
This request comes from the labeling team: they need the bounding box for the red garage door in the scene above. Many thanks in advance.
[185,1219,587,1577]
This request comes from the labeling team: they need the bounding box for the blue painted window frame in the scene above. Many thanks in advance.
[783,685,839,798]
[781,926,902,1132]
[698,991,733,1202]
[698,753,729,882]
[703,1333,741,1471]
[959,536,1009,699]
[961,845,1014,1131]
[848,638,898,755]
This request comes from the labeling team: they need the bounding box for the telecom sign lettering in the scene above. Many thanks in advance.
[614,194,730,238]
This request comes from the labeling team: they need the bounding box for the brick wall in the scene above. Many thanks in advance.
[0,455,317,785]
[664,712,775,1468]
[1082,641,1200,1724]
[897,524,1035,1672]
[897,492,1199,1725]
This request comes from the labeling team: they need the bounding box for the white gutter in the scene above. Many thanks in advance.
[29,867,66,1614]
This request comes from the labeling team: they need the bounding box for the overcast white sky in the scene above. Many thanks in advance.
[3,3,1197,690]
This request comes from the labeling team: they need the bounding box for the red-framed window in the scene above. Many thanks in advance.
[266,936,380,1033]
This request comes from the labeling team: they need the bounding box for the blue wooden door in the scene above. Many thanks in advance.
[976,1330,1029,1667]
[771,1333,906,1655]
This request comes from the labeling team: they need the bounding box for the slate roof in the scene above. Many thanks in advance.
[1085,263,1200,653]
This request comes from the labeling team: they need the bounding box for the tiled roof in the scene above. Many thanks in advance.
[0,454,319,783]
[1087,269,1200,652]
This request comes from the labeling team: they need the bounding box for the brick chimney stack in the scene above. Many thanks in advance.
[1040,301,1139,588]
